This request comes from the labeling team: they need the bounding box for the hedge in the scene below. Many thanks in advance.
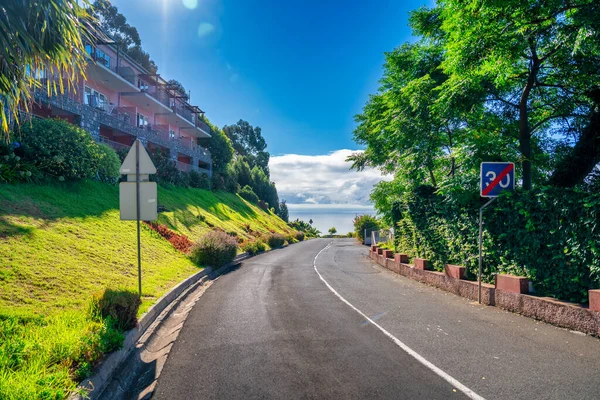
[394,186,600,303]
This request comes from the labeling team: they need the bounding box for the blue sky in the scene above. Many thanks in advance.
[111,0,426,156]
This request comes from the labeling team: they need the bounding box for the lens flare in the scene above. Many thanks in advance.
[182,0,198,9]
[197,22,215,38]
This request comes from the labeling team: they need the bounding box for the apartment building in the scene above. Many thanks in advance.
[30,38,213,176]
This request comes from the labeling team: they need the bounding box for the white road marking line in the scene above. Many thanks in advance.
[313,242,486,400]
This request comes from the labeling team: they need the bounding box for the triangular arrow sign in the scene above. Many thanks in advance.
[120,140,157,175]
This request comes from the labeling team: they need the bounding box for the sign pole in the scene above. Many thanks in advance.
[478,197,496,303]
[136,140,142,298]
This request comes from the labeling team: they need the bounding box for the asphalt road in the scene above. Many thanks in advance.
[154,239,600,399]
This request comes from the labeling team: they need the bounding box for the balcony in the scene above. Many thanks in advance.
[85,46,138,92]
[176,160,211,176]
[196,118,212,137]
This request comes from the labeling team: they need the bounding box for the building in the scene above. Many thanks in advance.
[30,38,213,176]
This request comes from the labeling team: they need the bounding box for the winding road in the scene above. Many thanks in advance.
[153,239,600,399]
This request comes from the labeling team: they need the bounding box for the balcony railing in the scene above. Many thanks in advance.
[173,105,194,123]
[86,47,137,87]
[196,118,212,135]
[98,136,132,152]
[145,88,171,109]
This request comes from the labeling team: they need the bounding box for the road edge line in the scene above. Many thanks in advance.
[313,242,486,400]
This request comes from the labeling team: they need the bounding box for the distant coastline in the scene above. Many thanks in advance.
[287,204,376,235]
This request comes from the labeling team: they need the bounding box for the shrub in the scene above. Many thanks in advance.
[189,170,211,189]
[89,289,141,331]
[354,214,380,242]
[258,200,269,211]
[295,231,305,241]
[149,148,180,185]
[15,118,120,182]
[241,239,267,255]
[190,230,238,268]
[266,233,286,248]
[394,186,600,303]
[95,143,121,184]
[0,149,39,183]
[144,222,193,253]
[239,185,259,203]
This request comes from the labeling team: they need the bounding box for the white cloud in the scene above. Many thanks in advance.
[269,149,390,206]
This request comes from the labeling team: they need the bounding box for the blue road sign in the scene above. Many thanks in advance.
[480,162,515,197]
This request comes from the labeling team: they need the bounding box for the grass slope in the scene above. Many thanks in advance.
[0,180,293,398]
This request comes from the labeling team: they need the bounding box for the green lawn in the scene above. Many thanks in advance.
[0,180,293,399]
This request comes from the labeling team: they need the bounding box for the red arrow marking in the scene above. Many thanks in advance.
[482,164,514,196]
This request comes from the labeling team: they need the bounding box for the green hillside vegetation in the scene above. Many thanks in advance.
[0,180,294,398]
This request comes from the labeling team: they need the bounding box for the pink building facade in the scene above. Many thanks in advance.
[31,40,213,176]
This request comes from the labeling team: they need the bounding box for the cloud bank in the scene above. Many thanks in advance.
[269,149,389,206]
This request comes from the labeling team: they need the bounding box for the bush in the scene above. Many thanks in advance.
[95,143,121,184]
[258,200,269,211]
[266,233,286,248]
[354,214,380,243]
[149,148,180,185]
[239,185,259,203]
[144,222,193,253]
[89,289,141,331]
[190,231,238,268]
[394,186,600,304]
[295,231,305,241]
[14,118,120,183]
[189,170,211,189]
[241,239,267,255]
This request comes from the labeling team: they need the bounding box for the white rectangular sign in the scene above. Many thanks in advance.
[119,182,158,221]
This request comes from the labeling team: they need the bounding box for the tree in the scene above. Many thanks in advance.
[91,0,157,73]
[167,79,189,101]
[328,227,337,236]
[0,0,94,140]
[203,129,234,175]
[431,0,600,189]
[278,200,289,223]
[232,156,252,188]
[223,120,270,174]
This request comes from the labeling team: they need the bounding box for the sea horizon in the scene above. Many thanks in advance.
[287,203,376,236]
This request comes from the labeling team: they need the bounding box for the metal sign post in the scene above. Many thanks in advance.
[478,197,496,303]
[135,141,142,297]
[478,162,515,303]
[119,140,158,298]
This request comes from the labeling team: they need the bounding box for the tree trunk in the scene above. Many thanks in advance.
[549,89,600,187]
[519,56,540,190]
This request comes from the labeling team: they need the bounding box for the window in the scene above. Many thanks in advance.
[138,79,149,91]
[95,49,110,68]
[137,113,149,128]
[84,86,107,110]
[169,129,176,139]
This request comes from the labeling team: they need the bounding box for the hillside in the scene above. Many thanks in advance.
[0,180,294,398]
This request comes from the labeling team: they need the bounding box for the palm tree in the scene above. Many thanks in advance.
[0,0,95,141]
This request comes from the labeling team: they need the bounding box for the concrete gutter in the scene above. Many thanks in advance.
[71,243,295,399]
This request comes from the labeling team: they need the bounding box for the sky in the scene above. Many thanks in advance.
[111,0,427,205]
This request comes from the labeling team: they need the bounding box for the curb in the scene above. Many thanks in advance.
[72,243,296,399]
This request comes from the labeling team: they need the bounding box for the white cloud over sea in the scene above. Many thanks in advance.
[269,149,390,206]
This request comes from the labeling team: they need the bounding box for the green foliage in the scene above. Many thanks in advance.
[353,215,380,242]
[148,148,180,185]
[13,118,120,183]
[189,170,211,190]
[288,219,321,238]
[0,0,92,139]
[190,231,238,268]
[241,239,267,256]
[294,231,305,241]
[0,149,39,183]
[239,185,259,203]
[394,186,600,303]
[95,143,121,184]
[328,227,337,235]
[278,200,289,223]
[203,128,234,175]
[232,156,253,188]
[89,289,141,331]
[223,120,270,174]
[266,233,286,248]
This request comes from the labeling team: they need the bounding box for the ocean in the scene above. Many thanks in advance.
[287,204,376,236]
